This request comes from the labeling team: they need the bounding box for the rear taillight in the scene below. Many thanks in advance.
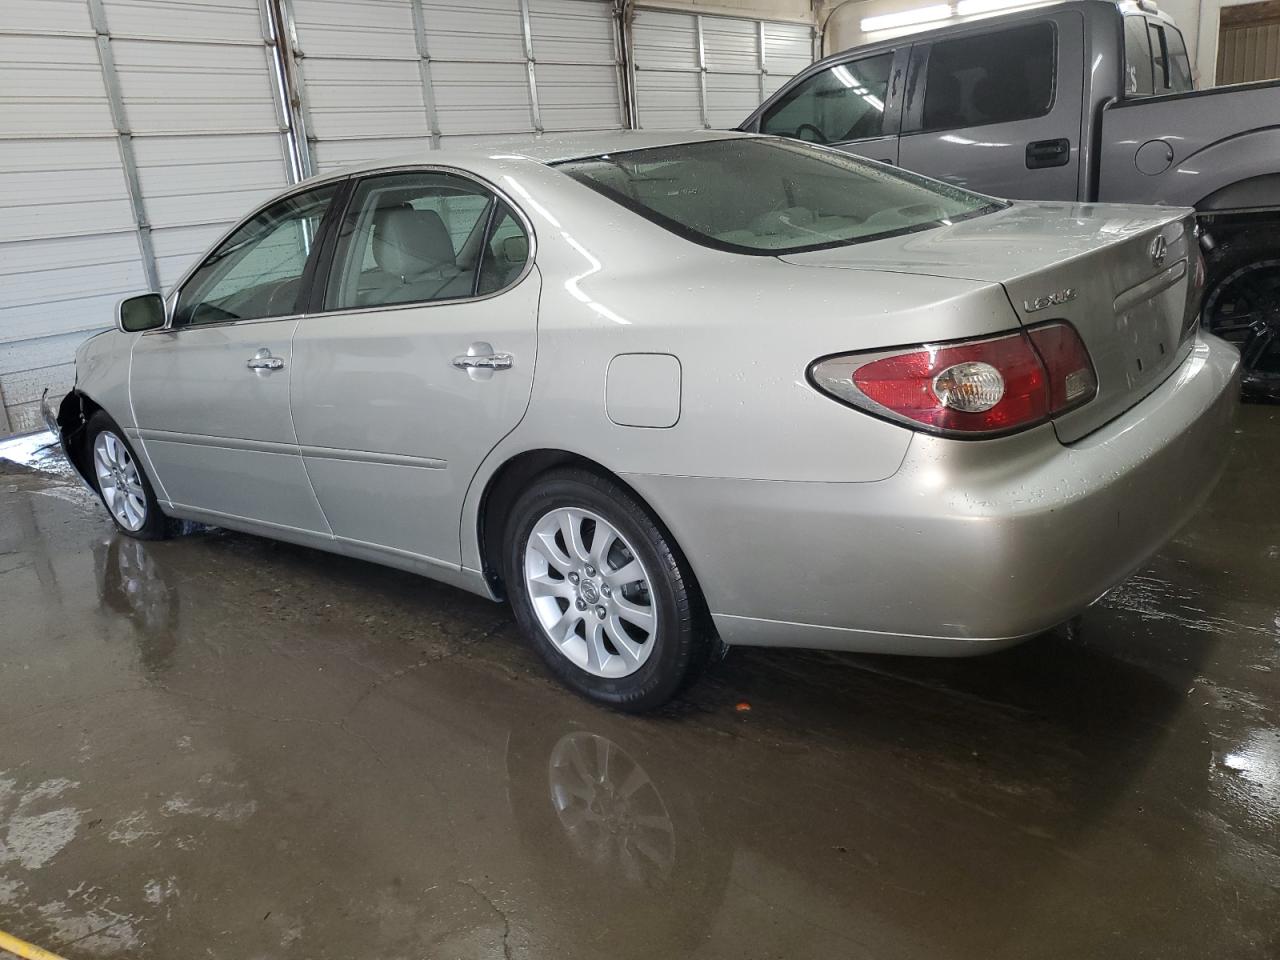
[809,322,1097,438]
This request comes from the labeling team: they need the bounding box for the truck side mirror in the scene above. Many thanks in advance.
[118,292,167,333]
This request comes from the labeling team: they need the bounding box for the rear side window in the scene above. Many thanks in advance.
[1124,17,1155,95]
[1150,22,1193,93]
[760,53,894,145]
[921,22,1056,131]
[324,171,527,310]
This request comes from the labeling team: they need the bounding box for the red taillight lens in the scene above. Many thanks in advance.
[810,322,1097,438]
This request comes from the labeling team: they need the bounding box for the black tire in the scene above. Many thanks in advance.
[1201,229,1280,400]
[85,411,175,540]
[503,468,710,712]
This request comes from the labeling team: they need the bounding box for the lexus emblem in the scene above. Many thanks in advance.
[1149,234,1168,268]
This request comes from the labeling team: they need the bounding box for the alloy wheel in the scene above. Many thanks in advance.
[92,431,148,532]
[523,507,658,678]
[1203,258,1280,397]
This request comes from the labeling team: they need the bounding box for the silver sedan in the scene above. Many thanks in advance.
[47,131,1239,710]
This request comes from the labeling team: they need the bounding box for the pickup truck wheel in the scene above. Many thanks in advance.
[1202,233,1280,401]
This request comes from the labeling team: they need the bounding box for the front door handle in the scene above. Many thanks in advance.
[1026,138,1071,169]
[452,341,512,380]
[246,348,285,372]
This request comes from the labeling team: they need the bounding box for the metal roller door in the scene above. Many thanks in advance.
[629,7,813,130]
[283,0,626,174]
[0,0,292,435]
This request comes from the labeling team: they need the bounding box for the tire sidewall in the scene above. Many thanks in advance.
[504,471,697,711]
[86,412,169,540]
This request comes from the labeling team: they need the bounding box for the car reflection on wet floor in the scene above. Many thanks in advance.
[0,406,1276,959]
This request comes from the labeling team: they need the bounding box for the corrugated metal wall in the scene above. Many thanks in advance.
[629,7,813,129]
[284,0,626,174]
[1217,17,1280,85]
[0,0,812,437]
[0,0,292,434]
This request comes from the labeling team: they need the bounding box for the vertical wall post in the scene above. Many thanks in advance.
[85,0,160,292]
[757,19,767,103]
[408,0,444,148]
[271,0,316,178]
[518,0,544,134]
[695,15,709,129]
[620,0,640,128]
[259,0,308,182]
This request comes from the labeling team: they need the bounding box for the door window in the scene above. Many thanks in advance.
[1124,16,1155,95]
[920,22,1056,131]
[759,53,894,145]
[1149,22,1193,93]
[173,185,337,326]
[325,171,526,310]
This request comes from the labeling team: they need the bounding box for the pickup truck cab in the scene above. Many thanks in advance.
[740,0,1280,397]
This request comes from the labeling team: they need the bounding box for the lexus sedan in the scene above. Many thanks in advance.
[47,131,1239,711]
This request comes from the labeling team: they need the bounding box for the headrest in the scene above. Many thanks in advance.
[500,235,529,265]
[372,207,455,278]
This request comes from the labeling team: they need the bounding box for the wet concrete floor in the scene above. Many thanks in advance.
[0,408,1277,960]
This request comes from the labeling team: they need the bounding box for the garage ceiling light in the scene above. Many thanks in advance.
[860,5,952,32]
[955,0,1040,14]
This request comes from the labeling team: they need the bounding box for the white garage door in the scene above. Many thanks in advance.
[630,7,813,130]
[0,0,292,435]
[283,0,627,173]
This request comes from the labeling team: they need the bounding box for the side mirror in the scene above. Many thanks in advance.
[118,292,167,333]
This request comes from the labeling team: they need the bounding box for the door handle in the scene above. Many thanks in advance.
[1026,138,1071,169]
[246,348,285,372]
[451,354,513,371]
[452,341,512,380]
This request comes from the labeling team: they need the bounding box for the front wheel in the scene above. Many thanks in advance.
[504,469,711,712]
[86,411,174,540]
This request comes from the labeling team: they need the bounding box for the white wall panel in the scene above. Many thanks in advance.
[0,0,292,435]
[287,0,623,171]
[632,7,813,130]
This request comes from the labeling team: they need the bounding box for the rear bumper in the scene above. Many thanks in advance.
[628,335,1240,654]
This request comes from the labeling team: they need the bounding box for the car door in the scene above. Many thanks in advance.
[130,183,341,535]
[897,14,1084,200]
[754,48,906,164]
[290,169,539,568]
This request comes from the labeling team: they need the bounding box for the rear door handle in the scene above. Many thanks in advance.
[452,341,512,380]
[1026,138,1071,169]
[246,348,285,372]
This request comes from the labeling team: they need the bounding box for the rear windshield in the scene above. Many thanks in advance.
[555,138,1004,255]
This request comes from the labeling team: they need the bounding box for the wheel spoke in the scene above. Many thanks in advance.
[585,619,609,673]
[604,559,643,589]
[547,606,581,645]
[531,529,573,572]
[559,511,590,563]
[589,527,618,569]
[527,572,572,599]
[614,596,655,633]
[605,616,644,664]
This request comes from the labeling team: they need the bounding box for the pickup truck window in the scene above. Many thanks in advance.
[1123,17,1154,95]
[759,54,893,145]
[1149,22,1194,93]
[921,22,1055,131]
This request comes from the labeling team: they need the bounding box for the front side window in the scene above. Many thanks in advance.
[173,184,337,326]
[921,22,1056,131]
[1124,16,1155,95]
[325,171,525,310]
[760,54,894,145]
[557,138,1003,256]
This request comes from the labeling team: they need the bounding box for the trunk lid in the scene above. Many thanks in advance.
[781,202,1200,442]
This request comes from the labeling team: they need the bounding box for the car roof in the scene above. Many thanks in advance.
[326,129,755,178]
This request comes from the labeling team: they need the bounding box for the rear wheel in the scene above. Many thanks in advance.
[86,411,173,540]
[1202,230,1280,401]
[504,468,710,712]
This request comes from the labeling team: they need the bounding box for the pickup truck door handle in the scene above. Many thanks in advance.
[246,348,285,372]
[1026,138,1071,169]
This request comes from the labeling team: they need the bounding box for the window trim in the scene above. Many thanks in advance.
[900,19,1060,137]
[309,164,538,318]
[757,49,904,148]
[163,176,354,333]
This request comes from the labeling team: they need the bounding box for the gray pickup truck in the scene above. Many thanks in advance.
[740,0,1280,396]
